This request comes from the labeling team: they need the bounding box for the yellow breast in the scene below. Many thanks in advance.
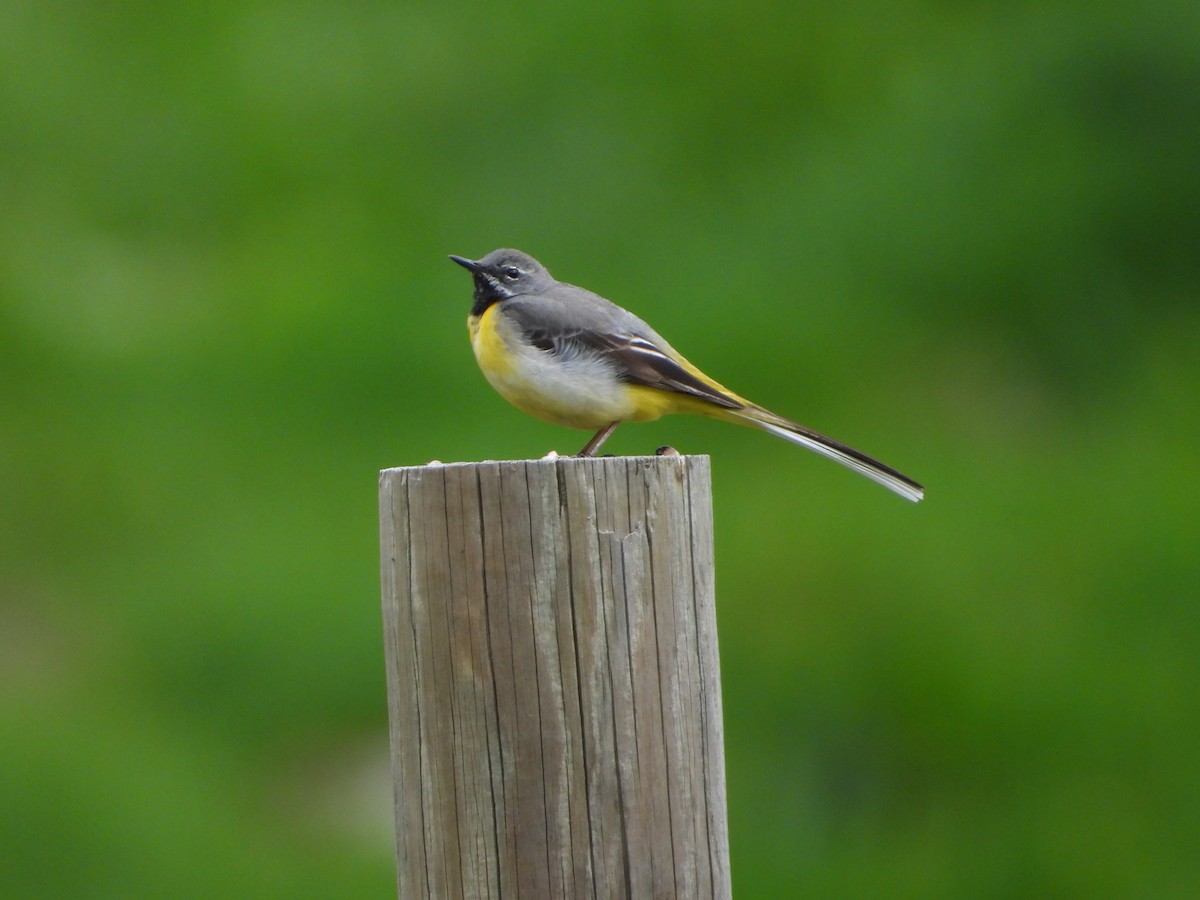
[468,304,514,378]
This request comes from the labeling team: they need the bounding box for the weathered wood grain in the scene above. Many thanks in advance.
[380,456,730,899]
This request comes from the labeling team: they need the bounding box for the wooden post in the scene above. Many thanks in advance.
[379,455,730,899]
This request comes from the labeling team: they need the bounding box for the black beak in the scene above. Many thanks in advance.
[448,254,481,273]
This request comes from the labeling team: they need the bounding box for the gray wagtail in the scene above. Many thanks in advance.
[450,248,924,502]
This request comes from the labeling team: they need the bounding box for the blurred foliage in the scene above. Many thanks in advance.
[2,0,1198,896]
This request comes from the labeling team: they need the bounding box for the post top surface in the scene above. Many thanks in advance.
[380,454,710,478]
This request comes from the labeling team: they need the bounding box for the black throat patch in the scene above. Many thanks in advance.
[470,274,513,317]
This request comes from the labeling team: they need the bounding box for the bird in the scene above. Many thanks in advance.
[449,248,924,502]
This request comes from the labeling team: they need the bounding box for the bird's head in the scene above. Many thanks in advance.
[449,248,552,312]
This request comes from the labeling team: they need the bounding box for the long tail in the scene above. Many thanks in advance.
[726,407,925,502]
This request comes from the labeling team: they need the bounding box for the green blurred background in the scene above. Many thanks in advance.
[3,1,1198,896]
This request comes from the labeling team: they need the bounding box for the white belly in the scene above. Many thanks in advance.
[483,343,636,429]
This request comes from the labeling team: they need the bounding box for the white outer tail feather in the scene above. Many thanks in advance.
[751,419,925,503]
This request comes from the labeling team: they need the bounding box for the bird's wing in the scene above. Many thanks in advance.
[505,296,743,410]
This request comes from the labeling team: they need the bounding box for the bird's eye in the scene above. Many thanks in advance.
[502,266,522,280]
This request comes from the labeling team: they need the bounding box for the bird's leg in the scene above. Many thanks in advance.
[577,422,619,457]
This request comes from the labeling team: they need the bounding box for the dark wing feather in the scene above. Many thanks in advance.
[502,285,742,410]
[524,325,743,411]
